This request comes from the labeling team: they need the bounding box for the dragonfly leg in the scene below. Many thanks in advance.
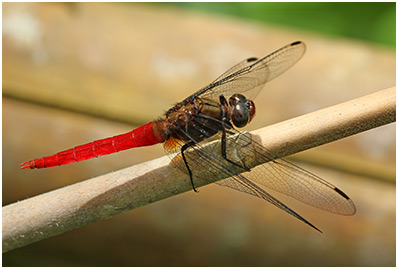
[221,129,250,172]
[181,142,199,193]
[218,94,250,172]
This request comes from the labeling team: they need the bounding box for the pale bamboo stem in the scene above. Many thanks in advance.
[3,87,395,252]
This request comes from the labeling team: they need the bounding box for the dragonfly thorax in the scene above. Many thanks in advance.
[162,94,256,144]
[228,94,256,128]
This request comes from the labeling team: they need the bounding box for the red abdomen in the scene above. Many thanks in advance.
[20,121,166,169]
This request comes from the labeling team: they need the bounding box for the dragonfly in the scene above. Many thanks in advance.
[21,41,356,232]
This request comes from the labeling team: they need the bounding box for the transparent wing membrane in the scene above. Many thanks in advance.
[163,41,355,231]
[164,128,327,232]
[225,132,356,215]
[189,41,306,101]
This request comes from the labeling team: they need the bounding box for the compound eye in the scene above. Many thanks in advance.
[245,99,256,123]
[229,94,250,128]
[232,102,249,128]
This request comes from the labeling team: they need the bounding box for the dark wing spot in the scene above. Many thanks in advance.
[334,187,350,200]
[291,41,302,46]
[247,57,258,62]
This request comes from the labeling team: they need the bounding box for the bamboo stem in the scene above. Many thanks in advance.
[3,87,395,253]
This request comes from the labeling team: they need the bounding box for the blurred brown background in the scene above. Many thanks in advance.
[3,2,395,266]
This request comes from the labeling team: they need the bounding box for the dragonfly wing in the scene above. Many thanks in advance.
[164,125,356,216]
[216,175,322,232]
[163,127,321,231]
[189,41,306,101]
[209,57,259,85]
[227,131,357,215]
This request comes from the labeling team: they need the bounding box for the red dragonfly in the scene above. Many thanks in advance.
[21,41,356,232]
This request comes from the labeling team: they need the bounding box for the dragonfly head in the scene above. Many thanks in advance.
[229,94,256,128]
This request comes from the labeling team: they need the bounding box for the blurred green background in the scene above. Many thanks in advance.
[165,2,395,47]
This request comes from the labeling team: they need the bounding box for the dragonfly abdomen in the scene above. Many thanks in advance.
[20,122,166,169]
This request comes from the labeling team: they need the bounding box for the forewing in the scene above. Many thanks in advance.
[210,57,259,85]
[190,41,306,101]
